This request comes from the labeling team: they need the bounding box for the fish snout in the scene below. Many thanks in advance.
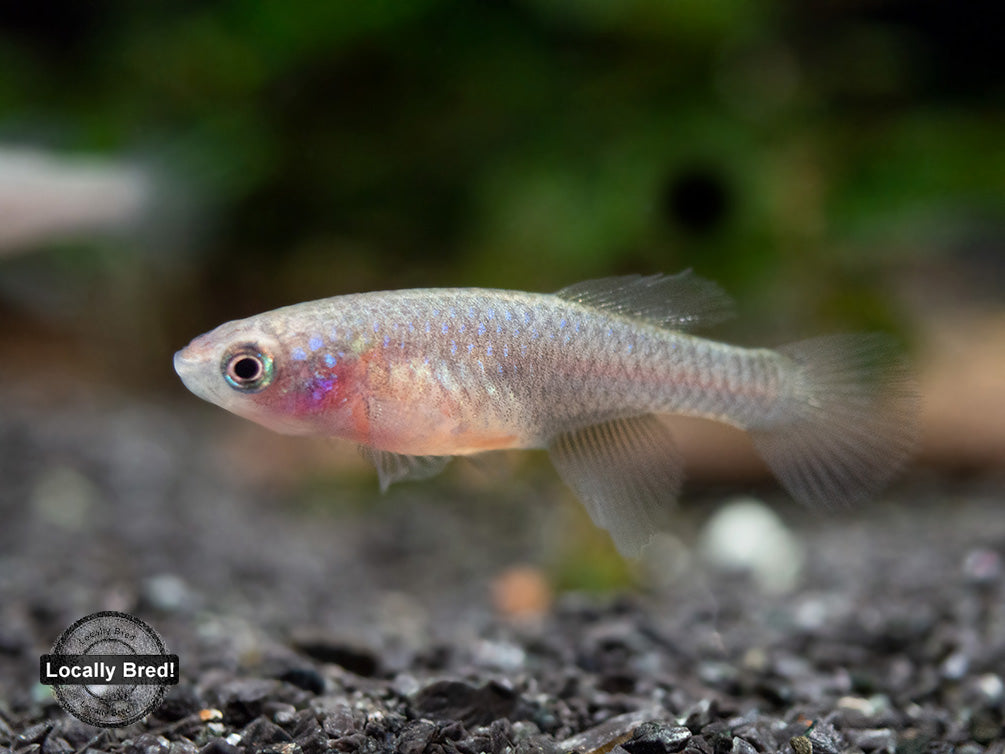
[173,344,206,374]
[173,337,220,398]
[173,348,194,377]
[173,332,219,369]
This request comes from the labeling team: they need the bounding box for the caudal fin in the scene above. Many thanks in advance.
[750,334,918,508]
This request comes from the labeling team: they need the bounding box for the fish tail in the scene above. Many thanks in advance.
[750,334,918,508]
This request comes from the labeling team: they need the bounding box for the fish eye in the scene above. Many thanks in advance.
[222,345,274,392]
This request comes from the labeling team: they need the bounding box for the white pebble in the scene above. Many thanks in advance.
[697,498,804,593]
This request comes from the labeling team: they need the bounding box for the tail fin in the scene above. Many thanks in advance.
[750,334,918,508]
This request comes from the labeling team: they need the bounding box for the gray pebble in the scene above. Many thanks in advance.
[622,722,693,753]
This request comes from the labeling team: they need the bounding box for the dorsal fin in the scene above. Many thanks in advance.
[554,270,734,331]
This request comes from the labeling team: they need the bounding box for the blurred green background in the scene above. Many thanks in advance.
[0,0,1001,390]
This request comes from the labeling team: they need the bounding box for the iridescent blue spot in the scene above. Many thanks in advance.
[373,322,379,332]
[383,335,390,347]
[497,365,503,374]
[459,323,466,333]
[449,307,456,318]
[311,376,335,402]
[467,343,473,353]
[309,336,323,351]
[292,348,307,361]
[451,340,457,355]
[486,344,493,355]
[503,345,509,357]
[575,322,581,333]
[432,309,440,317]
[477,360,483,370]
[468,307,475,317]
[496,325,502,334]
[478,323,486,336]
[627,343,634,353]
[487,309,495,320]
[505,310,512,321]
[442,323,449,334]
[426,323,431,334]
[560,318,567,329]
[532,328,539,339]
[324,353,337,367]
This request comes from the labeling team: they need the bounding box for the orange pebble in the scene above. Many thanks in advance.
[491,566,553,618]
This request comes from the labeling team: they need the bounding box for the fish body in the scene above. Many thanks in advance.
[175,273,917,555]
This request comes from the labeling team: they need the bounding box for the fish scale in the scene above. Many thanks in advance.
[175,272,917,556]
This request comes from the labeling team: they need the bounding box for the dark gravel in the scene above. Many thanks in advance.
[1,384,1004,753]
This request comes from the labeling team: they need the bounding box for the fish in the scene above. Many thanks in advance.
[0,147,153,254]
[174,272,917,556]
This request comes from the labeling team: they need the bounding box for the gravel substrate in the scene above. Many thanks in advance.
[1,386,1004,753]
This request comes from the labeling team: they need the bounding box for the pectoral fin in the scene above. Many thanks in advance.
[547,415,683,557]
[358,447,452,492]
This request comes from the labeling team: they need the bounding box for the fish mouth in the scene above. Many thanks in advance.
[173,347,200,380]
[173,344,222,405]
[173,348,189,372]
[173,333,219,376]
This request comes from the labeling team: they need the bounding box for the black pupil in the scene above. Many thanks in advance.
[232,356,261,381]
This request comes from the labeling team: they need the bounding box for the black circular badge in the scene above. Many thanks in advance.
[41,611,178,727]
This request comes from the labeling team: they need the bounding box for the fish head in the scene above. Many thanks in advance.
[173,313,361,437]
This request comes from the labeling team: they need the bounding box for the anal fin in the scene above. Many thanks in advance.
[548,415,683,557]
[359,447,452,492]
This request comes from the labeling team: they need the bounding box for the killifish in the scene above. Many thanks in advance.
[0,147,152,254]
[174,272,917,556]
